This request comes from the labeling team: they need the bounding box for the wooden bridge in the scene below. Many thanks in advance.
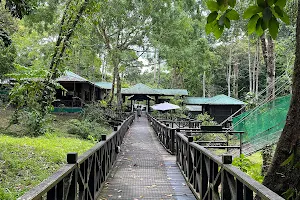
[19,114,284,200]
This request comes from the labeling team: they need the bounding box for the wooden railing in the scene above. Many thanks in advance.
[148,115,242,155]
[148,115,176,154]
[159,119,202,128]
[174,126,243,156]
[148,114,284,200]
[18,114,134,200]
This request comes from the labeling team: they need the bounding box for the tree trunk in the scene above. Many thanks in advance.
[248,37,252,93]
[228,48,232,97]
[109,65,116,105]
[101,53,106,81]
[260,33,276,176]
[266,35,276,100]
[158,57,161,87]
[203,71,206,97]
[233,62,239,98]
[263,1,300,196]
[255,39,260,99]
[116,67,122,111]
[108,53,119,105]
[253,41,257,95]
[154,48,157,83]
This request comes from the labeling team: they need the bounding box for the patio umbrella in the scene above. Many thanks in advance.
[151,102,180,111]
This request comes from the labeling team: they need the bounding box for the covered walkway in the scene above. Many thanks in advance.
[98,115,195,200]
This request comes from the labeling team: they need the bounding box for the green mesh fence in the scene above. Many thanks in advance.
[233,94,291,143]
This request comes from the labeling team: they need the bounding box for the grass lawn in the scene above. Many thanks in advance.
[0,108,95,199]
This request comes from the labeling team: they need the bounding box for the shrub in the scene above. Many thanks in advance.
[232,154,263,183]
[67,119,111,141]
[196,112,216,125]
[16,109,53,136]
[81,104,108,124]
[194,113,219,141]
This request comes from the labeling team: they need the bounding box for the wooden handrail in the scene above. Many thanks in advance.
[147,114,176,154]
[148,114,284,200]
[18,114,135,200]
[176,131,284,200]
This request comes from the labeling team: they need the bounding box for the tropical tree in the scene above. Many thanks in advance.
[85,0,159,109]
[206,0,300,197]
[7,0,90,135]
[0,1,17,78]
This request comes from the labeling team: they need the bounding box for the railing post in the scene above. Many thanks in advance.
[222,154,232,164]
[170,128,175,154]
[101,134,107,141]
[221,154,232,200]
[67,153,78,200]
[187,136,193,181]
[176,132,179,163]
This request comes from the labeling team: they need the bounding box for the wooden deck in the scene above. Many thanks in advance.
[98,115,196,200]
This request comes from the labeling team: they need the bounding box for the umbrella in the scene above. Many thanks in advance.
[151,102,180,111]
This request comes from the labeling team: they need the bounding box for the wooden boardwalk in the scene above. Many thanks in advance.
[98,115,196,200]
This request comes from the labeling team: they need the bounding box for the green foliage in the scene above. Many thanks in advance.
[196,112,216,125]
[67,119,110,141]
[99,100,108,108]
[8,65,63,136]
[67,103,111,141]
[282,188,300,200]
[0,1,17,46]
[12,23,54,68]
[170,95,184,106]
[232,154,252,172]
[245,92,257,110]
[81,104,108,124]
[281,152,294,166]
[0,42,16,78]
[232,154,263,182]
[0,134,93,199]
[205,0,240,38]
[18,109,54,136]
[0,2,17,73]
[243,0,289,39]
[206,0,289,39]
[1,0,38,19]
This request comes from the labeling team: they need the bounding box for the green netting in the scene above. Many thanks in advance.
[233,94,291,143]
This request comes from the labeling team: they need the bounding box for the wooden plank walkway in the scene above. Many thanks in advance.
[98,115,196,200]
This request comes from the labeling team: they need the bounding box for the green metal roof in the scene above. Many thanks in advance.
[121,83,188,96]
[94,82,112,90]
[57,71,108,90]
[156,89,188,96]
[121,83,161,95]
[185,95,245,105]
[185,97,208,105]
[208,95,245,105]
[56,71,89,82]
